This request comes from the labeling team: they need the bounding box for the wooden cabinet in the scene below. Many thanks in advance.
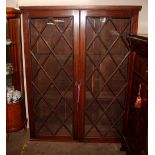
[125,35,148,155]
[21,6,141,142]
[6,8,27,133]
[6,8,23,90]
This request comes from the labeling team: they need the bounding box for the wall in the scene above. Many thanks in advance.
[6,0,18,8]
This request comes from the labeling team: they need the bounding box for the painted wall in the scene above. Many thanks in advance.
[6,0,18,8]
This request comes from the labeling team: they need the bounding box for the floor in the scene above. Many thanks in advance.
[6,130,127,155]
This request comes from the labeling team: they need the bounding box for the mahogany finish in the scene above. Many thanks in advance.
[6,8,24,91]
[6,100,27,132]
[6,8,26,133]
[6,7,21,18]
[20,5,141,13]
[21,6,141,142]
[124,35,148,155]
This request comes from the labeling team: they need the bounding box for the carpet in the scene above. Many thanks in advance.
[22,141,126,155]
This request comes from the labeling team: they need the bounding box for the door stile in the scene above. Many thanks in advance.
[78,10,87,141]
[72,10,80,140]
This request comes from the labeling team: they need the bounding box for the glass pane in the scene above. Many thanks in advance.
[85,17,131,138]
[6,20,13,87]
[30,17,73,137]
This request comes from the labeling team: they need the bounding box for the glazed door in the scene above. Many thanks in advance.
[23,10,79,140]
[22,7,140,142]
[79,10,132,141]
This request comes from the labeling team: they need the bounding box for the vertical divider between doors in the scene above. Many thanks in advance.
[73,10,80,140]
[78,10,87,141]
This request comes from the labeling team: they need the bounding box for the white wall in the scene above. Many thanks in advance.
[6,0,18,8]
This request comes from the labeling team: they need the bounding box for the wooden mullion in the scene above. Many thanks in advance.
[54,111,73,135]
[98,20,129,79]
[85,84,125,137]
[30,19,48,50]
[35,98,63,133]
[86,17,108,51]
[89,17,130,81]
[88,82,128,134]
[85,113,104,137]
[52,17,73,50]
[103,112,125,137]
[36,82,73,135]
[54,18,73,49]
[31,52,64,97]
[32,81,51,108]
[90,52,130,102]
[33,110,54,135]
[39,33,73,82]
[86,53,124,109]
[31,18,73,82]
[53,111,72,136]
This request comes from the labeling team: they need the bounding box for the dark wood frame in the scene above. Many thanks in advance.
[6,8,26,133]
[124,34,148,155]
[6,8,24,92]
[21,6,142,142]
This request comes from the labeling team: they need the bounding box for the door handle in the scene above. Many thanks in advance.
[77,81,81,103]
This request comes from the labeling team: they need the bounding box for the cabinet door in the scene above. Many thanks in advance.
[79,10,132,141]
[23,10,79,140]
